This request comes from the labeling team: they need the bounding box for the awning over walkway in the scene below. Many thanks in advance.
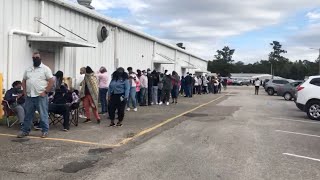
[153,60,175,64]
[27,36,96,48]
[195,69,210,73]
[181,66,197,69]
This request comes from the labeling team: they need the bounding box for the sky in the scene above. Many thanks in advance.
[69,0,320,64]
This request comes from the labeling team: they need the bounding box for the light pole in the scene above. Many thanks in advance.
[310,48,320,74]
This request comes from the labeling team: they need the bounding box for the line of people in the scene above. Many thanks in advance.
[7,52,225,138]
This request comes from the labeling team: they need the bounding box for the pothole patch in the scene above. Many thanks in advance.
[183,113,209,117]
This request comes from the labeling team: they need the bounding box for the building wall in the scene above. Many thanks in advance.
[155,43,175,73]
[117,29,153,71]
[0,0,207,90]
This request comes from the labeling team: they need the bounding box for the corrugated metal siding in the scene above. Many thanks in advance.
[0,0,40,89]
[117,29,154,71]
[1,0,207,89]
[155,43,175,73]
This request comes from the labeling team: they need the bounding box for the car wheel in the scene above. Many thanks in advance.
[267,88,274,96]
[306,100,320,120]
[283,93,292,101]
[240,83,243,86]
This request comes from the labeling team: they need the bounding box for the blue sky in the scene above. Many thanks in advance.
[70,0,320,63]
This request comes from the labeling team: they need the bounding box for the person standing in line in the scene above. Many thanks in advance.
[191,74,195,97]
[77,67,87,119]
[158,73,164,104]
[5,81,25,129]
[80,66,101,124]
[254,78,261,95]
[127,67,139,112]
[171,71,180,104]
[17,52,54,138]
[108,67,130,127]
[194,75,199,95]
[184,73,193,98]
[139,70,148,106]
[202,75,209,94]
[136,69,142,105]
[160,71,172,105]
[147,68,153,106]
[151,70,159,105]
[96,66,109,115]
[218,77,222,93]
[198,76,203,95]
[180,76,185,96]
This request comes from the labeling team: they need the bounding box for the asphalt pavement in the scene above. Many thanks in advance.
[1,86,320,180]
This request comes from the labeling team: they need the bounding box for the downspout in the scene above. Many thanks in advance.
[6,1,44,89]
[152,41,157,70]
[174,50,177,71]
[113,27,118,71]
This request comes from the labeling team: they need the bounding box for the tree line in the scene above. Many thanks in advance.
[207,42,319,80]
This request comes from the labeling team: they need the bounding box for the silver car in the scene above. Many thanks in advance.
[265,79,290,95]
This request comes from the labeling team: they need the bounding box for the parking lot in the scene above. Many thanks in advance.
[1,86,320,179]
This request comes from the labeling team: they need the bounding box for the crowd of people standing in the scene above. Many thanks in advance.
[5,52,225,138]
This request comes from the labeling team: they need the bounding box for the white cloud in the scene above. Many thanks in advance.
[69,0,320,62]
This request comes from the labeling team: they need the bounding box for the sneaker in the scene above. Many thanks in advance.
[17,131,29,138]
[109,123,116,127]
[116,122,123,127]
[151,102,154,105]
[41,132,48,138]
[83,119,92,123]
[166,102,169,106]
[62,128,69,132]
[98,112,106,115]
[126,108,131,111]
[79,114,87,119]
[159,101,163,105]
[97,119,101,124]
[133,108,138,112]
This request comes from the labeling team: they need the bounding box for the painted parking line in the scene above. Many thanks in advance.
[270,117,320,125]
[0,133,119,147]
[275,130,320,138]
[115,93,230,146]
[283,153,320,162]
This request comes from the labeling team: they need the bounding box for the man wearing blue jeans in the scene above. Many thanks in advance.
[17,52,54,138]
[127,67,138,112]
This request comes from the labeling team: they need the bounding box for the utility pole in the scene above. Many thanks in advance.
[310,48,320,74]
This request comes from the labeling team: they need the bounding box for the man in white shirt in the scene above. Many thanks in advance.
[18,52,54,138]
[254,78,261,95]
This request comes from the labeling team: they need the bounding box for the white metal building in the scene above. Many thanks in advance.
[0,0,208,90]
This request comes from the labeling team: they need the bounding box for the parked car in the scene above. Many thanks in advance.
[264,79,290,95]
[276,81,303,100]
[263,79,270,88]
[233,78,250,86]
[295,75,320,120]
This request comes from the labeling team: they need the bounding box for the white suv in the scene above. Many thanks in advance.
[295,75,320,120]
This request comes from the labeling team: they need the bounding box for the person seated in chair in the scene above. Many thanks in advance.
[4,81,25,128]
[49,85,71,131]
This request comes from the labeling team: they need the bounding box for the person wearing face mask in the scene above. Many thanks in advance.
[17,52,54,138]
[108,67,130,127]
[4,81,25,129]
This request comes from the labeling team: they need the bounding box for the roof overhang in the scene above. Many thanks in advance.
[195,69,210,73]
[27,36,96,48]
[181,66,197,69]
[153,60,175,64]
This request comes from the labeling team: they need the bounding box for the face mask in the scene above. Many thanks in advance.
[32,57,41,67]
[143,72,147,75]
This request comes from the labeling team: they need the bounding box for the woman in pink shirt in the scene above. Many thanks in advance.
[96,66,109,114]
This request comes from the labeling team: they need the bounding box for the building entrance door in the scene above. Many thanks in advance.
[40,51,55,72]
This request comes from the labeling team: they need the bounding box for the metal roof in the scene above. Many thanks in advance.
[46,0,207,62]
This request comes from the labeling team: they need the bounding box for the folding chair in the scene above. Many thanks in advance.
[49,112,64,125]
[70,102,80,126]
[1,100,19,128]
